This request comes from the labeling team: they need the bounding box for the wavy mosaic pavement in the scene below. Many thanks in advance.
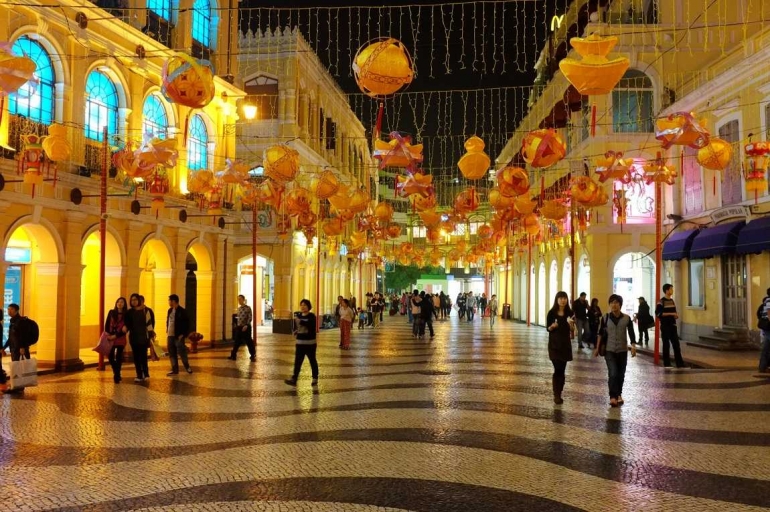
[2,316,770,511]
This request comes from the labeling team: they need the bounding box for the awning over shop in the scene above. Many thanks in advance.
[735,216,770,254]
[662,228,700,261]
[689,220,745,259]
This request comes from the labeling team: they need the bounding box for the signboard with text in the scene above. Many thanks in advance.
[710,206,749,225]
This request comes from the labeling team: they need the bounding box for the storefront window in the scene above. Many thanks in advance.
[688,259,705,307]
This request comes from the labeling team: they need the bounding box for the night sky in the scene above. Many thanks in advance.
[239,0,569,204]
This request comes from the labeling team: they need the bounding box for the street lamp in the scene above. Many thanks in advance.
[242,103,258,121]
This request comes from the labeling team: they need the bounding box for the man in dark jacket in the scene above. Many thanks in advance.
[166,294,192,376]
[1,304,30,393]
[572,292,589,349]
[420,292,435,338]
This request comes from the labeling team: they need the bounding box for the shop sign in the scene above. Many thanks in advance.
[710,206,749,225]
[4,247,31,264]
[240,264,254,275]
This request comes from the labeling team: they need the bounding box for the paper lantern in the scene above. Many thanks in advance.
[477,224,493,239]
[311,170,340,199]
[515,195,538,215]
[0,44,36,127]
[522,214,540,236]
[396,172,433,198]
[595,151,631,183]
[41,124,71,162]
[419,209,442,227]
[285,187,313,217]
[350,230,368,249]
[329,184,351,211]
[521,129,566,169]
[352,38,414,98]
[264,145,300,183]
[374,201,394,221]
[19,134,45,186]
[400,242,414,254]
[148,173,169,216]
[458,136,491,180]
[348,189,370,213]
[488,188,516,211]
[255,179,284,210]
[412,193,436,212]
[426,228,441,244]
[497,166,529,197]
[456,240,468,253]
[161,54,214,109]
[558,34,629,95]
[216,159,249,185]
[540,200,568,221]
[447,249,461,264]
[297,211,317,228]
[322,217,344,236]
[570,176,600,205]
[655,112,710,150]
[188,169,215,194]
[386,223,402,238]
[206,184,223,214]
[302,227,317,242]
[454,188,479,215]
[373,131,423,170]
[643,154,677,185]
[429,249,442,266]
[744,141,770,197]
[113,142,155,179]
[697,138,733,171]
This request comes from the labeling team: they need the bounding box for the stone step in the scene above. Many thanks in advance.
[713,328,752,341]
[690,335,758,351]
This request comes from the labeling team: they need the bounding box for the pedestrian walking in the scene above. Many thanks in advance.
[125,293,153,382]
[1,303,36,394]
[357,308,366,329]
[466,292,477,321]
[411,290,423,338]
[285,299,319,387]
[572,292,589,349]
[229,295,256,361]
[488,295,499,327]
[457,293,466,319]
[338,298,354,350]
[166,294,192,376]
[633,297,654,347]
[479,293,488,318]
[595,294,637,407]
[655,284,686,368]
[105,297,128,383]
[587,298,602,349]
[756,287,770,373]
[546,291,574,405]
[420,292,435,338]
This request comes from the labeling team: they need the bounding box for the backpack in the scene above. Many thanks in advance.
[19,317,39,347]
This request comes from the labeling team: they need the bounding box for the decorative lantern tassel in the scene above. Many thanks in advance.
[374,102,384,142]
[540,175,545,200]
[183,111,192,143]
[590,104,597,137]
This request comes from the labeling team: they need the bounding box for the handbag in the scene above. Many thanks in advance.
[9,355,38,389]
[150,338,167,359]
[92,331,114,357]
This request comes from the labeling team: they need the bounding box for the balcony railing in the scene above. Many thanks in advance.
[1,115,48,160]
[93,0,131,24]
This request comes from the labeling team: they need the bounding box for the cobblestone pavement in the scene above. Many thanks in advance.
[2,315,770,511]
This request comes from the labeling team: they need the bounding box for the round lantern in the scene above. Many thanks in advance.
[255,179,284,210]
[161,54,215,109]
[297,211,317,228]
[352,38,414,98]
[540,200,568,221]
[429,249,442,266]
[264,145,300,183]
[348,189,370,213]
[514,195,538,215]
[558,34,630,95]
[41,124,71,162]
[570,176,600,205]
[329,185,352,211]
[447,249,461,264]
[374,201,394,221]
[350,230,368,249]
[412,193,436,212]
[458,136,491,180]
[477,224,493,239]
[386,223,402,238]
[188,169,215,194]
[522,214,540,236]
[497,166,529,197]
[285,187,313,217]
[426,228,441,245]
[521,129,566,169]
[419,209,441,227]
[697,138,733,170]
[322,217,344,236]
[744,141,770,199]
[454,188,479,215]
[655,112,710,150]
[489,188,516,211]
[311,170,340,199]
[400,242,414,254]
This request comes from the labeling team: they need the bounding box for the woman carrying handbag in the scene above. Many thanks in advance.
[105,297,128,383]
[546,291,574,405]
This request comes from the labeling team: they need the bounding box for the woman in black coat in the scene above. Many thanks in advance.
[546,291,574,405]
[633,297,654,347]
[587,298,602,349]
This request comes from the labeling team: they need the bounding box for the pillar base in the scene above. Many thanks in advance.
[42,358,85,373]
[272,318,294,335]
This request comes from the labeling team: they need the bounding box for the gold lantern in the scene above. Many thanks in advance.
[41,124,71,162]
[264,145,300,183]
[477,224,493,239]
[419,209,442,227]
[373,132,423,169]
[488,188,516,211]
[400,242,414,254]
[522,213,540,236]
[0,45,36,126]
[697,137,733,170]
[350,230,368,249]
[497,166,530,197]
[161,54,215,109]
[322,217,344,237]
[595,151,631,183]
[396,172,433,198]
[655,112,710,149]
[521,129,566,169]
[386,223,402,238]
[744,141,770,200]
[447,248,461,264]
[426,228,441,245]
[311,170,340,199]
[285,187,313,217]
[570,176,601,206]
[458,136,491,180]
[412,193,437,212]
[348,189,370,213]
[454,188,479,215]
[297,211,318,228]
[514,194,538,215]
[643,154,677,185]
[558,34,630,95]
[329,184,352,212]
[374,201,394,221]
[352,38,414,98]
[188,169,215,194]
[540,200,568,221]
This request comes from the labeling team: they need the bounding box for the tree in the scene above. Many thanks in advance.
[386,264,446,293]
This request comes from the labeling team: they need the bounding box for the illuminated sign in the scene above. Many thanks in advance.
[4,247,31,264]
[551,14,565,32]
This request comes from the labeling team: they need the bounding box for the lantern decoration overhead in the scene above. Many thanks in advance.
[655,112,710,150]
[347,188,370,213]
[558,34,629,95]
[135,135,178,170]
[697,137,733,170]
[349,230,368,249]
[521,129,566,169]
[643,154,677,185]
[426,228,441,245]
[254,179,284,210]
[18,134,46,188]
[41,124,71,162]
[514,194,538,215]
[386,223,402,238]
[374,201,394,222]
[447,248,461,264]
[264,144,300,183]
[276,214,292,240]
[744,141,770,203]
[429,249,442,266]
[457,136,491,180]
[285,187,313,217]
[373,131,423,171]
[497,166,530,197]
[0,44,36,127]
[396,172,433,198]
[216,159,249,185]
[328,184,352,212]
[595,151,632,183]
[240,183,258,206]
[161,54,215,109]
[570,176,608,207]
[206,184,223,215]
[188,170,214,194]
[419,209,442,227]
[310,169,340,199]
[477,224,494,239]
[352,38,414,98]
[489,188,517,211]
[454,188,480,216]
[540,199,568,221]
[297,211,317,228]
[148,173,169,217]
[397,253,411,266]
[411,193,437,212]
[400,242,414,254]
[522,213,540,236]
[113,142,154,179]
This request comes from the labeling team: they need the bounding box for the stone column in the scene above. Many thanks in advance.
[58,211,88,371]
[299,93,310,140]
[195,270,214,341]
[125,221,146,295]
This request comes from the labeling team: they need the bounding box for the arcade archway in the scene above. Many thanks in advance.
[138,237,173,336]
[80,229,124,347]
[612,251,655,317]
[187,241,214,340]
[538,262,547,325]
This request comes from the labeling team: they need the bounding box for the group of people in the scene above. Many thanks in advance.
[547,284,688,407]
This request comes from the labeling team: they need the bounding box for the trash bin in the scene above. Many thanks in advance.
[502,303,511,320]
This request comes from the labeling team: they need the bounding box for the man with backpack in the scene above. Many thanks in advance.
[757,287,770,374]
[2,303,39,394]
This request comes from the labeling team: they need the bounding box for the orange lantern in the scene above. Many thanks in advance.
[41,124,71,162]
[188,169,215,194]
[302,227,317,241]
[497,166,530,197]
[0,44,36,126]
[397,253,411,266]
[329,184,352,212]
[570,176,600,205]
[521,129,566,169]
[458,136,491,180]
[352,38,414,98]
[400,242,414,254]
[419,209,442,227]
[429,249,442,266]
[216,159,249,185]
[297,211,318,228]
[350,230,368,249]
[558,34,630,95]
[744,141,770,201]
[206,184,223,214]
[522,213,540,236]
[697,137,733,171]
[447,249,461,264]
[386,223,402,238]
[322,217,344,236]
[311,170,340,199]
[397,172,433,198]
[454,188,479,215]
[374,201,394,221]
[18,134,46,186]
[285,187,313,217]
[477,224,493,239]
[348,189,370,213]
[255,179,284,210]
[488,188,516,211]
[643,154,677,185]
[148,173,169,217]
[161,54,215,109]
[426,228,441,244]
[373,132,423,169]
[113,142,155,179]
[264,145,300,183]
[412,193,437,212]
[595,151,631,183]
[515,194,538,215]
[540,199,568,221]
[655,112,710,149]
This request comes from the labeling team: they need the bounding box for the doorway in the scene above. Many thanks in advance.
[612,252,654,317]
[722,254,747,327]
